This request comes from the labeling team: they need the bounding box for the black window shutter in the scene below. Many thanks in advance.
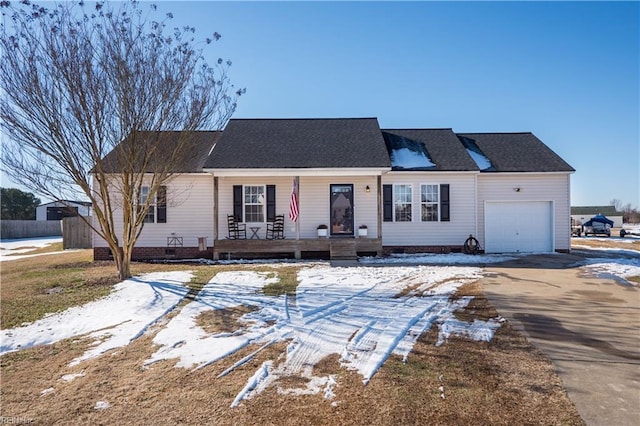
[233,185,243,221]
[266,185,276,222]
[440,184,450,222]
[383,184,393,222]
[157,186,167,223]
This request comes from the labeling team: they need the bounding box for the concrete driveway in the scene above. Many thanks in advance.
[481,252,640,426]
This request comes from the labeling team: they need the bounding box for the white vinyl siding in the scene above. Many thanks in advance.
[93,174,214,248]
[217,176,379,240]
[477,173,572,252]
[381,173,476,246]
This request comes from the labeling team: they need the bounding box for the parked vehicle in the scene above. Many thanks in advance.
[582,214,613,237]
[571,218,582,237]
[584,221,611,237]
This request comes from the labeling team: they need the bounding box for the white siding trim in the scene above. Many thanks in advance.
[206,168,390,177]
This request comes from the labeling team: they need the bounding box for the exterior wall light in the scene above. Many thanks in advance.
[365,185,371,193]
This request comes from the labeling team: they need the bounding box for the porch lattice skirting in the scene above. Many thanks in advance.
[212,238,382,260]
[93,246,210,261]
[94,239,382,261]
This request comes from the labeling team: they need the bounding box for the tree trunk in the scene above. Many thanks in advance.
[114,246,132,280]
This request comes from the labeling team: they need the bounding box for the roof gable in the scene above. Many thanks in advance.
[204,118,391,169]
[456,132,574,173]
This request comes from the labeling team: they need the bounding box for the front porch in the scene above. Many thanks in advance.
[212,237,382,260]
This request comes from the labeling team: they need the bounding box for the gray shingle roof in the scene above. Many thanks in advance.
[571,206,620,215]
[100,131,219,173]
[456,133,575,173]
[97,121,574,175]
[204,118,391,169]
[382,129,479,171]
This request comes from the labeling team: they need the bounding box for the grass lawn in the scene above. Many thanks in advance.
[0,250,584,425]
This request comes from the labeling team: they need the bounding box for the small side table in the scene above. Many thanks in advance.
[249,226,261,239]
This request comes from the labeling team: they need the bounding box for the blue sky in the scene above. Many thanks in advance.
[166,0,639,207]
[2,0,638,208]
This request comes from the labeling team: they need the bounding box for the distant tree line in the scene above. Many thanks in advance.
[610,199,640,224]
[1,187,41,220]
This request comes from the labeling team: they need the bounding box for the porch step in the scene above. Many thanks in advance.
[330,239,357,260]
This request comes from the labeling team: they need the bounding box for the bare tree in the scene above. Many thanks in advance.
[1,0,243,279]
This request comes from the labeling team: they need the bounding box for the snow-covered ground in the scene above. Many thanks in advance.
[572,246,640,286]
[146,265,501,406]
[571,224,640,285]
[1,263,503,406]
[360,252,516,264]
[0,236,63,262]
[1,238,638,406]
[0,271,192,366]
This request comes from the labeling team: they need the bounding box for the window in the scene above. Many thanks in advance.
[421,184,439,221]
[139,186,154,223]
[244,185,265,222]
[394,184,412,222]
[384,183,450,222]
[138,186,167,224]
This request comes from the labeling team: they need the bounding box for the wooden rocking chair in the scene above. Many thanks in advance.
[227,215,247,240]
[266,214,285,240]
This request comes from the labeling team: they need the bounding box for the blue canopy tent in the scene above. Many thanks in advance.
[583,214,614,227]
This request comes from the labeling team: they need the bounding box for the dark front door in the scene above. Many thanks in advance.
[330,184,354,236]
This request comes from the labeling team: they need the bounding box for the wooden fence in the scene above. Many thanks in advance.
[62,216,92,249]
[0,220,62,240]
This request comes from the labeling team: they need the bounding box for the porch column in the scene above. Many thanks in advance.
[295,176,301,259]
[377,175,382,240]
[213,176,219,241]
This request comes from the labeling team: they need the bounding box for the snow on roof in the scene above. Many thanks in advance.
[390,147,435,169]
[457,135,494,171]
[383,131,436,170]
[466,148,493,171]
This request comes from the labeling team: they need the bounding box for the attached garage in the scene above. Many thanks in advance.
[484,201,553,253]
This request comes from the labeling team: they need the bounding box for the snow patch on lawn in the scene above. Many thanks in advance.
[40,387,55,396]
[360,252,516,264]
[572,245,640,285]
[579,258,640,285]
[0,236,64,261]
[60,371,85,382]
[94,401,111,410]
[146,265,500,407]
[0,271,192,365]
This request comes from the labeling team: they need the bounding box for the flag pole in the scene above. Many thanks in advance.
[289,176,300,241]
[295,176,300,240]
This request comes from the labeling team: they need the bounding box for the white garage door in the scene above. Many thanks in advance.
[485,201,553,253]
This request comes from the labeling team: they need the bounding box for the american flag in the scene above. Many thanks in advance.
[288,177,299,222]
